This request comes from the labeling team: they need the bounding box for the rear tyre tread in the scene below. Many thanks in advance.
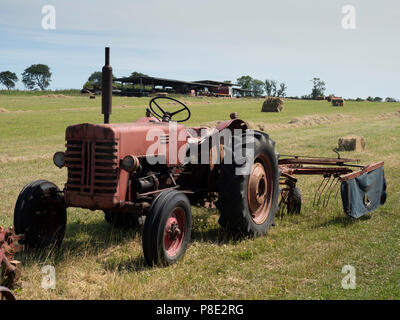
[216,131,280,237]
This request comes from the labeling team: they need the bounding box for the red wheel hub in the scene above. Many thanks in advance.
[164,207,186,257]
[247,154,273,224]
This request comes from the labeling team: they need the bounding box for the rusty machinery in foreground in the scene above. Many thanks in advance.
[13,48,387,267]
[0,226,24,300]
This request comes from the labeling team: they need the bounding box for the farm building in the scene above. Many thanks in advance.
[113,76,253,97]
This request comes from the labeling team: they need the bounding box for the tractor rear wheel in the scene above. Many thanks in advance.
[142,190,192,266]
[14,180,66,249]
[216,131,280,237]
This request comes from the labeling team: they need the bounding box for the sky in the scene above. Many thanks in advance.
[0,0,399,98]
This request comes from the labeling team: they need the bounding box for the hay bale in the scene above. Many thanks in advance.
[331,97,345,106]
[316,96,325,100]
[261,97,284,112]
[338,136,366,151]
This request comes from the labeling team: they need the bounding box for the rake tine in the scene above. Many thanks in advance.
[333,179,341,200]
[316,175,331,207]
[279,189,289,217]
[325,177,340,207]
[321,178,334,208]
[313,176,327,207]
[323,177,339,207]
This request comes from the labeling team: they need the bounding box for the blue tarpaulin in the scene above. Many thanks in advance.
[341,166,386,218]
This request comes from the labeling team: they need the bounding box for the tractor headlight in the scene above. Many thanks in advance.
[53,152,65,168]
[121,155,139,173]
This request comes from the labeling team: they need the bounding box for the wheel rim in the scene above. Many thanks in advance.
[164,207,186,257]
[247,154,273,224]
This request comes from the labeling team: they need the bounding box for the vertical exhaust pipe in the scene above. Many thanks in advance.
[102,47,112,124]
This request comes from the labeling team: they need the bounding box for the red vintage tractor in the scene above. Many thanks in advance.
[13,48,280,266]
[13,48,386,267]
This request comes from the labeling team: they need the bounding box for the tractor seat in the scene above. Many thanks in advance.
[186,126,217,144]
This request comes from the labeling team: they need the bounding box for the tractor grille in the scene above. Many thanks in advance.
[65,140,119,194]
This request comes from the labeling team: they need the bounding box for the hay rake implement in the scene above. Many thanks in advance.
[278,153,386,217]
[0,226,24,300]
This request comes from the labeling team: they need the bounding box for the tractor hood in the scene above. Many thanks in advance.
[65,120,188,161]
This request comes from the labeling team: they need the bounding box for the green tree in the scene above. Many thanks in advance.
[22,64,51,90]
[237,75,253,89]
[373,97,383,102]
[83,81,93,90]
[252,79,264,96]
[366,96,374,102]
[237,75,253,96]
[310,77,326,99]
[264,79,274,96]
[88,71,103,88]
[131,71,149,77]
[0,71,18,90]
[277,82,287,97]
[385,97,396,102]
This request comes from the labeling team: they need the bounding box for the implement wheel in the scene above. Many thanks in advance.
[0,286,15,300]
[142,190,192,266]
[280,187,302,214]
[216,131,280,237]
[14,180,66,249]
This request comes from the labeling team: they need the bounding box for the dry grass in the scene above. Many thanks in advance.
[0,95,399,299]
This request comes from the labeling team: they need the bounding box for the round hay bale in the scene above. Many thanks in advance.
[331,97,345,106]
[338,136,366,151]
[261,97,284,112]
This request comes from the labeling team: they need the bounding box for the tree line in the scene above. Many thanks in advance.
[81,71,398,101]
[0,64,52,90]
[1,66,398,102]
[235,75,288,97]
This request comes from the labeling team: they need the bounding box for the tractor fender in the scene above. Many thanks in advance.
[216,119,248,131]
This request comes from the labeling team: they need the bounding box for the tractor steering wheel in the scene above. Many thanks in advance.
[149,97,191,123]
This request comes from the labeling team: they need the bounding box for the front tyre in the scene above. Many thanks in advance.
[142,190,192,266]
[14,180,67,249]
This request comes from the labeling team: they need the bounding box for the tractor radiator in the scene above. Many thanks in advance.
[65,139,119,195]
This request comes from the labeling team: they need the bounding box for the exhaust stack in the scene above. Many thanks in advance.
[102,47,112,124]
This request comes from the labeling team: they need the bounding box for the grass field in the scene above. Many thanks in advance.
[0,94,399,299]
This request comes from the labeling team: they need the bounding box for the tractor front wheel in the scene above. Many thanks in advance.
[14,180,67,249]
[142,190,192,266]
